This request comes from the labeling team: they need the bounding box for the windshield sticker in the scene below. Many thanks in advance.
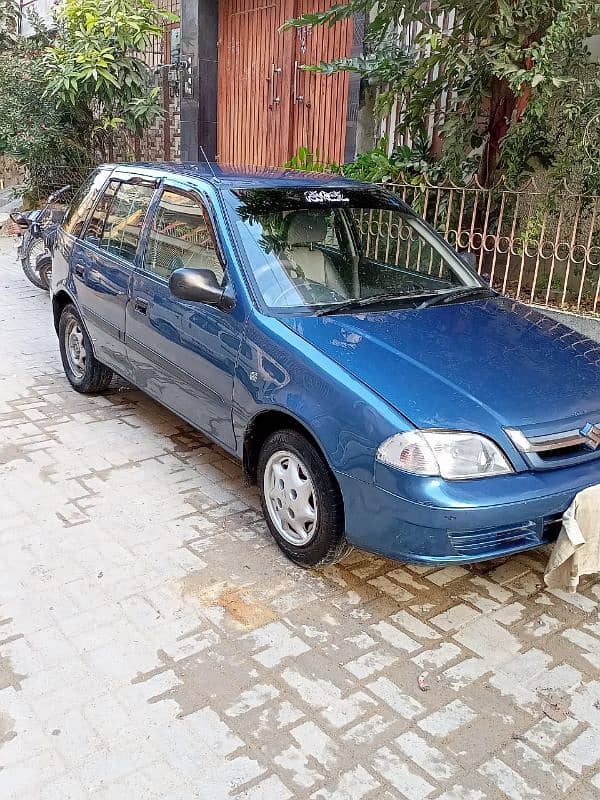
[304,190,350,204]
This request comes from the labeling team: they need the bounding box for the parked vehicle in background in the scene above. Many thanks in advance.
[51,163,600,567]
[10,185,70,290]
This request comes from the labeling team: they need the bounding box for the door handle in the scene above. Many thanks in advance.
[133,298,149,315]
[74,263,85,278]
[293,60,306,103]
[269,63,282,107]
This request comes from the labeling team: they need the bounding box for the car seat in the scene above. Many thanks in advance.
[282,211,348,297]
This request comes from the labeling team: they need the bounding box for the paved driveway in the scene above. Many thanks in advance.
[0,236,599,799]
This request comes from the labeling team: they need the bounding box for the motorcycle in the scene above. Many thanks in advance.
[10,185,71,291]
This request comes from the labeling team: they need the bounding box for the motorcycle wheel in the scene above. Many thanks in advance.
[37,256,52,291]
[21,234,48,290]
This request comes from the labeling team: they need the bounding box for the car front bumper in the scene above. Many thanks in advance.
[336,457,600,563]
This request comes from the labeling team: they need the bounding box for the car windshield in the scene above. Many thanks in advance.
[223,187,481,312]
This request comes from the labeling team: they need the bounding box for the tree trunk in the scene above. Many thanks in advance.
[356,80,377,154]
[477,43,536,187]
[477,75,516,187]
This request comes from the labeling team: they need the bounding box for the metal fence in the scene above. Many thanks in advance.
[380,2,456,154]
[384,177,600,315]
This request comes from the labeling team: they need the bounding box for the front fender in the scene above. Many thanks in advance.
[234,314,411,483]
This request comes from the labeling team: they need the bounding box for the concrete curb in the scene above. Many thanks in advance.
[534,306,600,344]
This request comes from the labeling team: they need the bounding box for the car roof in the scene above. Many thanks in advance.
[106,161,374,190]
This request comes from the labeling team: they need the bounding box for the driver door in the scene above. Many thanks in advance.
[125,186,242,451]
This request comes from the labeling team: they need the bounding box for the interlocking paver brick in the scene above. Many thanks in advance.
[0,237,599,798]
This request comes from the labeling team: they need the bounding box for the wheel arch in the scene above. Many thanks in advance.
[52,291,98,360]
[52,289,75,334]
[243,409,332,485]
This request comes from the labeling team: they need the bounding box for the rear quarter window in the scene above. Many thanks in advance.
[62,169,110,237]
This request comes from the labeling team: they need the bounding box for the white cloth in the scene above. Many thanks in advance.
[544,484,600,592]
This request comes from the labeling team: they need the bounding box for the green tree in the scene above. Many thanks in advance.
[0,4,89,201]
[0,0,19,49]
[284,1,600,187]
[44,0,177,160]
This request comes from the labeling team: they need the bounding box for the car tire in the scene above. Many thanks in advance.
[257,429,351,567]
[58,304,113,393]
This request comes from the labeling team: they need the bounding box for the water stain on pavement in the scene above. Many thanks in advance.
[0,650,26,693]
[181,573,277,629]
[0,712,17,748]
[0,444,31,466]
[0,620,26,693]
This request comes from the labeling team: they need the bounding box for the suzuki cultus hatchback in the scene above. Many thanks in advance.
[52,164,600,566]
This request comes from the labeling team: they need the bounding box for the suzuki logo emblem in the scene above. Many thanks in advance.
[580,422,600,450]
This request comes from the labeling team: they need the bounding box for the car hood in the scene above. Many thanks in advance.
[283,297,600,431]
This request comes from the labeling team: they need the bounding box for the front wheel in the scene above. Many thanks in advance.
[257,429,351,567]
[58,304,113,393]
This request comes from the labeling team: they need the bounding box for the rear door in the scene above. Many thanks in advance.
[54,168,111,296]
[125,184,242,451]
[74,177,156,376]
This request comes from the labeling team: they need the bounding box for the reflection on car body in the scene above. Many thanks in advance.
[51,163,600,567]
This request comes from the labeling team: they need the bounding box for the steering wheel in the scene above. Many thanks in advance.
[271,279,346,308]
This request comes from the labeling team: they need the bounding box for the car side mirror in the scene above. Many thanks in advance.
[169,267,235,310]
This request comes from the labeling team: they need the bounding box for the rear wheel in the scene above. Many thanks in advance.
[37,255,52,291]
[58,304,113,393]
[257,429,351,567]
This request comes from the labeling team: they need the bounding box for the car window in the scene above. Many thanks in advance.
[61,169,109,237]
[143,189,224,282]
[84,180,119,243]
[83,181,154,264]
[224,188,478,310]
[351,208,457,285]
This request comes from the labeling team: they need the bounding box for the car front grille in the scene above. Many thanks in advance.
[505,417,600,470]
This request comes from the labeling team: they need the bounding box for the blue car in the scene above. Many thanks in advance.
[51,163,600,567]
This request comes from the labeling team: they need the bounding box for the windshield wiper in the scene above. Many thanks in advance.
[417,286,496,309]
[314,291,439,317]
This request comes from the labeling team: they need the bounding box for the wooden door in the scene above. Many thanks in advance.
[289,2,352,165]
[218,0,294,167]
[217,1,352,166]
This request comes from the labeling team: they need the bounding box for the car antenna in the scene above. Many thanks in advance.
[199,146,217,178]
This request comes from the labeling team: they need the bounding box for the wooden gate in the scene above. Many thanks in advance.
[217,1,352,166]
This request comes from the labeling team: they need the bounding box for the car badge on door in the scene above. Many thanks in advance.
[580,422,600,450]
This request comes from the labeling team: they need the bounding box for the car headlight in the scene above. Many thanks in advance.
[376,430,513,479]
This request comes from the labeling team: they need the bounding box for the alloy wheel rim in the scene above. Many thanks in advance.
[65,318,86,379]
[263,450,318,546]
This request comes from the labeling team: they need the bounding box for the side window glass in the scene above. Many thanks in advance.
[98,182,155,264]
[62,169,109,237]
[83,180,119,245]
[144,189,224,282]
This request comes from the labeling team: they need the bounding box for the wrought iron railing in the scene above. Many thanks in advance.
[385,177,600,315]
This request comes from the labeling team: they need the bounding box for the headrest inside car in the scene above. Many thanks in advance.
[285,211,328,247]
